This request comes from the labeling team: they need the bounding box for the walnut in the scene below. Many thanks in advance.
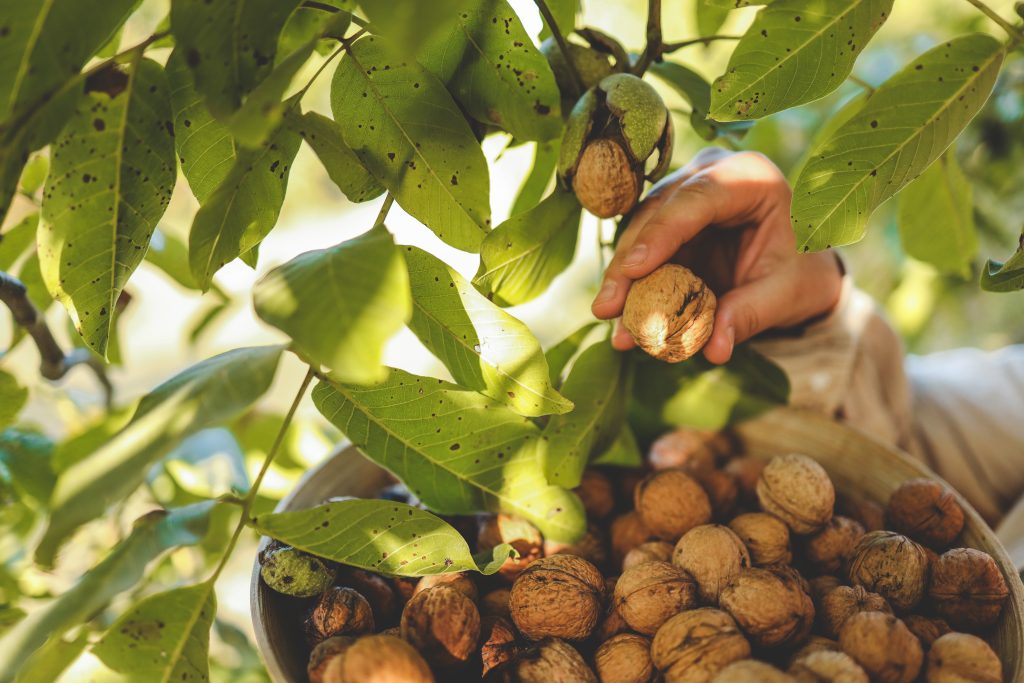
[611,511,658,566]
[307,636,354,683]
[928,547,1009,631]
[839,495,886,532]
[400,585,480,668]
[818,585,892,639]
[648,428,718,474]
[595,633,655,683]
[509,554,604,641]
[623,541,674,570]
[711,660,795,682]
[260,545,336,598]
[902,615,951,649]
[378,625,402,638]
[803,516,865,574]
[808,575,845,607]
[543,522,608,568]
[768,563,812,596]
[719,567,814,649]
[650,608,751,683]
[596,576,630,641]
[847,531,929,613]
[672,524,751,604]
[325,633,434,683]
[392,576,419,603]
[887,479,965,549]
[635,469,713,541]
[925,632,1002,683]
[340,569,399,626]
[413,570,479,601]
[480,588,511,618]
[514,638,598,683]
[725,457,766,507]
[787,636,841,667]
[728,512,792,566]
[478,515,543,582]
[572,138,644,218]
[575,468,616,519]
[697,469,740,521]
[480,616,525,676]
[756,454,835,535]
[622,264,717,363]
[838,611,923,683]
[789,650,868,683]
[306,587,375,644]
[615,560,698,635]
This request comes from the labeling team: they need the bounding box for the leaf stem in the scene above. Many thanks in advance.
[847,74,876,95]
[532,0,584,96]
[632,0,663,75]
[374,193,396,227]
[660,34,742,53]
[962,0,1024,45]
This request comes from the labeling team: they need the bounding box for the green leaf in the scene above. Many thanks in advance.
[17,155,48,196]
[0,372,27,430]
[0,502,218,683]
[358,0,468,53]
[792,34,1004,251]
[11,632,88,683]
[541,340,630,488]
[591,423,643,468]
[36,347,282,565]
[253,226,411,384]
[92,582,217,683]
[145,229,200,291]
[697,1,732,37]
[709,0,893,121]
[897,150,976,278]
[474,189,580,307]
[277,2,351,57]
[787,91,869,182]
[169,0,303,120]
[539,0,577,39]
[331,36,490,252]
[419,0,562,141]
[187,115,301,290]
[252,499,514,576]
[545,321,600,386]
[981,233,1024,292]
[511,140,558,215]
[38,58,176,356]
[312,372,586,541]
[0,428,55,504]
[0,213,37,271]
[285,109,383,203]
[403,246,571,417]
[14,252,50,313]
[649,61,753,141]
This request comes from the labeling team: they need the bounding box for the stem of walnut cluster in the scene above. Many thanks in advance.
[660,34,741,54]
[532,0,585,96]
[962,0,1024,45]
[632,0,663,75]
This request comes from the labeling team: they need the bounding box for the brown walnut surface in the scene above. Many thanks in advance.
[623,541,675,570]
[838,611,923,683]
[650,608,751,683]
[399,585,480,668]
[324,634,434,683]
[595,633,655,683]
[788,650,869,683]
[622,264,717,363]
[634,468,712,541]
[575,469,616,519]
[514,638,598,683]
[611,511,658,566]
[818,585,892,639]
[888,479,965,549]
[928,547,1009,631]
[308,636,354,683]
[572,138,642,218]
[306,587,375,644]
[672,524,751,604]
[480,616,524,677]
[756,454,835,535]
[925,632,1002,683]
[728,512,792,566]
[509,554,604,641]
[903,615,952,649]
[711,659,795,682]
[803,516,865,574]
[847,531,929,613]
[719,567,813,649]
[615,560,698,635]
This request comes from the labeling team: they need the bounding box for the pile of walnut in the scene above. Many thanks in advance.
[260,430,1012,683]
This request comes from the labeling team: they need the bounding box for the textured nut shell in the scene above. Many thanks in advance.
[728,512,792,566]
[623,541,675,570]
[756,454,835,535]
[847,531,929,613]
[399,586,480,668]
[328,634,434,683]
[804,516,865,574]
[480,616,524,676]
[572,138,642,218]
[509,554,604,641]
[615,560,698,635]
[306,587,375,643]
[697,469,740,521]
[888,479,965,549]
[672,525,751,604]
[651,608,751,683]
[635,469,712,541]
[611,511,658,566]
[903,615,952,649]
[515,638,598,683]
[818,585,892,639]
[648,428,718,474]
[480,588,512,618]
[725,457,766,507]
[788,636,841,667]
[712,660,795,682]
[840,496,886,533]
[595,633,655,683]
[622,264,717,363]
[789,650,868,683]
[928,547,1009,631]
[925,632,1002,683]
[543,522,608,568]
[719,568,813,649]
[478,515,543,582]
[838,611,923,683]
[340,569,399,626]
[575,469,616,519]
[308,636,354,683]
[412,571,478,601]
[808,575,845,606]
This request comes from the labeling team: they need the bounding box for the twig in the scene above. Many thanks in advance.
[847,74,876,95]
[0,271,112,405]
[532,0,584,96]
[660,34,742,54]
[299,1,370,29]
[632,0,663,75]
[962,0,1024,45]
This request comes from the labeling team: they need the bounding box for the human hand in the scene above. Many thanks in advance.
[591,148,843,364]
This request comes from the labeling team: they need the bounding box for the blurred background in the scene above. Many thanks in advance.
[1,0,1022,680]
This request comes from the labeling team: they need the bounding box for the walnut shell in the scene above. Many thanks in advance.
[635,469,713,541]
[509,554,604,641]
[697,469,740,521]
[928,547,1009,632]
[787,636,841,667]
[839,496,886,533]
[803,516,865,575]
[400,585,480,668]
[818,585,892,639]
[719,568,814,649]
[611,511,658,566]
[650,608,751,683]
[575,468,616,519]
[306,587,375,644]
[392,576,419,603]
[623,541,675,570]
[595,633,655,683]
[413,571,479,601]
[756,454,835,535]
[903,615,952,649]
[789,650,868,683]
[308,636,354,683]
[838,611,923,683]
[340,569,399,627]
[480,588,511,618]
[478,515,543,582]
[596,576,630,641]
[515,638,598,683]
[615,560,698,635]
[543,522,608,568]
[728,512,792,567]
[622,264,717,363]
[808,575,845,606]
[648,428,718,474]
[725,457,766,507]
[672,524,751,604]
[572,138,643,218]
[925,632,1002,683]
[712,660,795,682]
[847,531,929,613]
[888,479,965,549]
[480,615,525,676]
[325,634,434,683]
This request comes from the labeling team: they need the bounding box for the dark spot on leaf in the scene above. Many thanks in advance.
[870,120,878,128]
[93,118,106,131]
[186,49,201,68]
[85,65,129,97]
[450,175,458,185]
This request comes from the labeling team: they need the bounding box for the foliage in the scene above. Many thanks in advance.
[0,0,1021,680]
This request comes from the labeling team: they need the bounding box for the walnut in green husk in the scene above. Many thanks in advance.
[260,545,336,598]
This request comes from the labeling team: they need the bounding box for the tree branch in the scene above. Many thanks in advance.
[962,0,1024,45]
[532,0,584,96]
[0,271,112,405]
[632,0,663,75]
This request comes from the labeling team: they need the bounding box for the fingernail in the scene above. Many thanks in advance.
[726,325,735,349]
[622,243,648,267]
[594,280,617,305]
